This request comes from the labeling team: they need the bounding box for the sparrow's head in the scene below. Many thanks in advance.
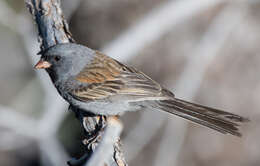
[35,43,95,82]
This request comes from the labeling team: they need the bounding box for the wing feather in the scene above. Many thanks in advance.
[71,51,169,101]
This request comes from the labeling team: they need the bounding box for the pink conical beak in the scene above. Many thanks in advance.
[34,60,51,69]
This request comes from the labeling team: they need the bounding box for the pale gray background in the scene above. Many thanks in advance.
[0,0,258,166]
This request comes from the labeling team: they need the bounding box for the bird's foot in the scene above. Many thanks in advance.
[82,127,104,150]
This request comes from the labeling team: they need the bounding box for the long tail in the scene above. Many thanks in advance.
[140,98,249,137]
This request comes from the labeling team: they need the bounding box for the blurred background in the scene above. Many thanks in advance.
[0,0,259,166]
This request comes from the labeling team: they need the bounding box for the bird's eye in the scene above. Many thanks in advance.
[54,56,61,62]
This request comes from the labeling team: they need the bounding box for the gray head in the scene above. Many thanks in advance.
[34,43,95,82]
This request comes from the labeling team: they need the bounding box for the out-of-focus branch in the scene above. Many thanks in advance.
[62,0,82,20]
[103,0,224,62]
[0,106,37,138]
[25,0,125,165]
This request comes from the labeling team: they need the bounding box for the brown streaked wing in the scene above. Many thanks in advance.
[75,51,123,84]
[71,51,170,101]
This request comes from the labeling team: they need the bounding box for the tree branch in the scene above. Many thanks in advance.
[26,0,74,49]
[85,117,124,166]
[25,0,126,165]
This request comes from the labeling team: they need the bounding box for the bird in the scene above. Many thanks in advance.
[34,43,249,137]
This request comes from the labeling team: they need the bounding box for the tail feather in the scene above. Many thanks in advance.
[173,98,248,123]
[141,98,249,137]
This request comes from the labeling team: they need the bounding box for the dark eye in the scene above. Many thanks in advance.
[54,56,61,62]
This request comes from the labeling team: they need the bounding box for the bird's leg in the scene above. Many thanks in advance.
[67,115,106,166]
[69,107,125,166]
[69,106,107,149]
[82,115,107,150]
[67,115,105,166]
[67,106,106,165]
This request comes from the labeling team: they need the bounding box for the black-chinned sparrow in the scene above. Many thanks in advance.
[34,43,249,137]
